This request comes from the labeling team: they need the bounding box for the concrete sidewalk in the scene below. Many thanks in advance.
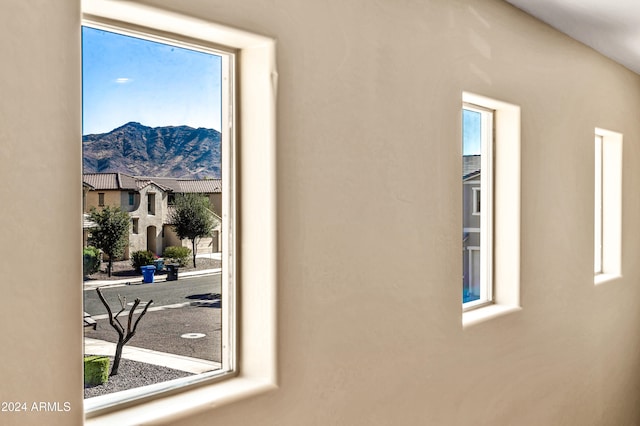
[84,337,220,374]
[83,267,221,290]
[83,252,223,290]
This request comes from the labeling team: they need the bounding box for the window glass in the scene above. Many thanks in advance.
[82,25,231,405]
[462,106,492,307]
[594,134,603,274]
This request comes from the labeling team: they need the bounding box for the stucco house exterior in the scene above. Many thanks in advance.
[83,172,221,259]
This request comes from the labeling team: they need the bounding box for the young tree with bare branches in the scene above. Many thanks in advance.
[96,287,153,376]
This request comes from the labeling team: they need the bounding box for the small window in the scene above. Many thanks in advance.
[594,134,603,274]
[461,92,521,327]
[472,187,481,215]
[147,193,155,215]
[462,104,493,308]
[98,192,105,206]
[132,218,139,234]
[168,193,175,205]
[128,192,135,205]
[594,128,622,283]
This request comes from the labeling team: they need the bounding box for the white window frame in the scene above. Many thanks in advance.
[82,0,277,423]
[462,104,493,310]
[462,92,521,327]
[594,128,622,284]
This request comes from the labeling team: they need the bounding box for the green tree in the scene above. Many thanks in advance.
[88,205,130,277]
[83,246,101,277]
[169,193,217,268]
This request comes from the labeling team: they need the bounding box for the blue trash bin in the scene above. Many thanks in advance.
[141,265,155,283]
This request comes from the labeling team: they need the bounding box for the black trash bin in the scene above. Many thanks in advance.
[166,264,179,281]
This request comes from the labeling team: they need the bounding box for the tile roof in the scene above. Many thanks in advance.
[463,155,481,180]
[83,173,120,190]
[117,173,140,190]
[176,179,222,193]
[82,173,221,194]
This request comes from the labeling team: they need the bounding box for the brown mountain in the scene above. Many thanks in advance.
[82,122,222,179]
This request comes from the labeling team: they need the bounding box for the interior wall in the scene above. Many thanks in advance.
[2,0,640,425]
[0,1,83,426]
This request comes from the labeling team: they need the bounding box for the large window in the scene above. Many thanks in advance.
[594,128,623,284]
[462,104,493,309]
[81,1,276,422]
[82,19,235,412]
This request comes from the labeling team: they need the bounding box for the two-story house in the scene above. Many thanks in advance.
[83,172,221,259]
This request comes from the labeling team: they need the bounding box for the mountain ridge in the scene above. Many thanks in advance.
[82,122,221,179]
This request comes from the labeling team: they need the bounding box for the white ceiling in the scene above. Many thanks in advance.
[505,0,640,74]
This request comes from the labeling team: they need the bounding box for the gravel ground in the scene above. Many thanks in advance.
[84,357,193,399]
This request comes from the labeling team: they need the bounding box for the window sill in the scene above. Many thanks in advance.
[85,377,277,425]
[594,273,621,286]
[462,304,521,328]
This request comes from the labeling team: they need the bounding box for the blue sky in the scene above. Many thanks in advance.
[462,109,481,155]
[82,26,222,135]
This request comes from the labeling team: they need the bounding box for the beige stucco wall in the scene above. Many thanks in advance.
[207,193,222,217]
[163,227,219,257]
[3,0,640,425]
[84,190,121,211]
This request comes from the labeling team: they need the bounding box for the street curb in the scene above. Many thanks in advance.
[83,268,222,291]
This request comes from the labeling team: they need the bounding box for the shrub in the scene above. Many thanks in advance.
[131,250,154,273]
[83,246,101,276]
[84,356,110,386]
[163,246,191,267]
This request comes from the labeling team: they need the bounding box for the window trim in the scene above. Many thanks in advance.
[82,0,277,422]
[462,92,521,327]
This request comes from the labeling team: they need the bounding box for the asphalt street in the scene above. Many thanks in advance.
[83,273,222,362]
[83,273,221,315]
